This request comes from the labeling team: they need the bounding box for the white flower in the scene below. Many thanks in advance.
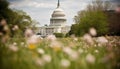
[63,47,73,55]
[3,25,9,31]
[69,51,79,61]
[95,50,99,53]
[73,37,78,41]
[21,42,25,45]
[78,48,84,54]
[96,37,108,44]
[25,29,33,38]
[9,45,18,52]
[60,59,71,68]
[27,35,39,44]
[46,35,56,41]
[42,54,52,63]
[89,28,97,36]
[12,25,19,31]
[37,48,45,54]
[83,34,94,45]
[86,54,96,64]
[13,42,17,46]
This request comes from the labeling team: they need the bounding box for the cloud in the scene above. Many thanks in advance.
[8,0,90,26]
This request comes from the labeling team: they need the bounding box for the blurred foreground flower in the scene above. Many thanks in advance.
[12,25,19,31]
[69,51,79,61]
[83,34,94,45]
[28,43,36,50]
[25,28,33,38]
[42,54,52,63]
[0,19,7,26]
[86,54,96,64]
[27,35,40,44]
[37,48,45,54]
[89,27,97,36]
[35,58,45,66]
[63,47,73,55]
[78,48,84,54]
[60,59,71,68]
[96,37,108,44]
[46,35,56,41]
[9,44,18,52]
[50,40,62,52]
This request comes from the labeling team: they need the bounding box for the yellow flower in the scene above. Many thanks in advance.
[28,43,36,50]
[53,46,61,52]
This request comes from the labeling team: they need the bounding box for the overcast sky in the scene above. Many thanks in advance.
[7,0,115,26]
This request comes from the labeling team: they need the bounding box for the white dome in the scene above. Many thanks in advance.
[52,8,65,17]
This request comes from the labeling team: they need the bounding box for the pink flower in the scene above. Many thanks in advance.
[9,45,18,52]
[83,34,94,45]
[25,29,33,38]
[96,37,108,44]
[46,35,56,41]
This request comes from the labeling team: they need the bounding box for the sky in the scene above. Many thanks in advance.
[7,0,116,26]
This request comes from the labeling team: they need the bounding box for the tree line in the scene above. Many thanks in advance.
[68,0,120,36]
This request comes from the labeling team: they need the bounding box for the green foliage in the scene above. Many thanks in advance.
[54,33,64,38]
[0,0,33,37]
[69,0,109,36]
[78,11,108,36]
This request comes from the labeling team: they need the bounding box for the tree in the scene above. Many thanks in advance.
[0,0,33,37]
[106,10,120,35]
[69,0,109,36]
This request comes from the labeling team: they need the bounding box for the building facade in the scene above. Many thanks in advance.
[38,0,70,37]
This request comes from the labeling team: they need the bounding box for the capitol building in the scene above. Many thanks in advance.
[37,0,70,37]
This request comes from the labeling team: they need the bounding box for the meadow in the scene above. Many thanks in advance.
[0,32,120,69]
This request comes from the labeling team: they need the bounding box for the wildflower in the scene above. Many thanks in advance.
[12,25,19,31]
[28,43,36,50]
[46,35,56,41]
[69,51,79,61]
[9,45,18,52]
[25,29,33,38]
[96,37,108,44]
[89,28,97,36]
[3,25,9,31]
[78,48,84,54]
[73,37,78,41]
[86,54,96,64]
[60,59,71,68]
[50,41,62,52]
[42,54,52,63]
[21,42,25,45]
[52,45,61,52]
[27,35,40,44]
[63,47,73,55]
[0,19,7,26]
[95,50,99,53]
[83,34,94,45]
[37,48,45,54]
[35,58,45,66]
[13,42,17,46]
